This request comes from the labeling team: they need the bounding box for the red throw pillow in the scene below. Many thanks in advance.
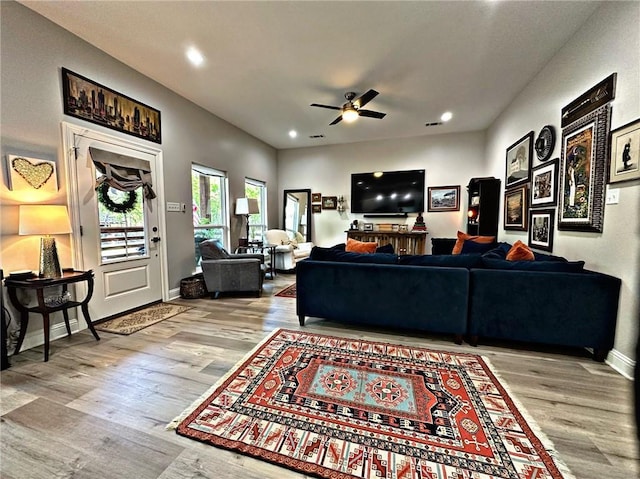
[506,240,535,261]
[346,238,378,254]
[452,231,496,255]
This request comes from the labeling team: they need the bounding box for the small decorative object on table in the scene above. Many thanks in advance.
[44,290,71,307]
[412,212,427,231]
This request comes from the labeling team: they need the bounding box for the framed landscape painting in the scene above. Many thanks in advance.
[608,117,640,184]
[427,185,460,212]
[504,185,528,231]
[531,158,559,207]
[505,131,533,188]
[528,209,555,252]
[558,104,610,232]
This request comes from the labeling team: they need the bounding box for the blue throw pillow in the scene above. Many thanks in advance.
[533,252,568,262]
[481,242,512,259]
[399,253,483,268]
[481,257,585,272]
[461,240,497,255]
[376,243,394,254]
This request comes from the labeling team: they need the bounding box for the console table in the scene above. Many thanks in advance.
[4,270,100,362]
[346,231,428,255]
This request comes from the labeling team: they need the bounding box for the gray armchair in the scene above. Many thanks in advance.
[199,239,265,299]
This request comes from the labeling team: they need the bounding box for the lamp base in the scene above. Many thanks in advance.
[40,237,62,278]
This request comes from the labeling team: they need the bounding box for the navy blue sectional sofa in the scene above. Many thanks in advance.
[295,245,621,361]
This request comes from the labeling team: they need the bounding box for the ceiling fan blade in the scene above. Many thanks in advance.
[329,115,343,125]
[310,103,342,111]
[354,89,379,109]
[358,109,386,119]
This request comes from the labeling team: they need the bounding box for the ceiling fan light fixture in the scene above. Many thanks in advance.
[342,107,359,123]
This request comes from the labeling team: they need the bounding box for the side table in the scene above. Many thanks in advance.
[4,270,100,362]
[262,244,277,279]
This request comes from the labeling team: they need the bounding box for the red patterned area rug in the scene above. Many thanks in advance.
[275,283,296,298]
[172,328,574,479]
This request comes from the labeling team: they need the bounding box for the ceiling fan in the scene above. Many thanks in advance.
[311,89,386,125]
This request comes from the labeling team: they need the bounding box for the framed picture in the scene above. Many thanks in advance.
[399,224,408,232]
[363,223,374,231]
[608,117,640,184]
[504,185,528,231]
[505,131,534,188]
[558,104,610,232]
[62,68,161,144]
[312,193,322,203]
[531,158,559,207]
[7,154,58,192]
[528,209,555,252]
[322,196,337,210]
[427,185,460,212]
[312,204,322,213]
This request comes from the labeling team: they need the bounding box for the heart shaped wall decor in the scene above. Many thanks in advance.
[11,157,55,189]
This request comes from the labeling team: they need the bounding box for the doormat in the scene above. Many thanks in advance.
[95,302,192,335]
[171,328,574,479]
[274,283,296,298]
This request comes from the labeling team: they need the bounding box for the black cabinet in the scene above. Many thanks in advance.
[467,177,501,237]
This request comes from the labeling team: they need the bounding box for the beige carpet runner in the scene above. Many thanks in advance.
[95,302,192,335]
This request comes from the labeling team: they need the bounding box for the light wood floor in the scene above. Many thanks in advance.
[1,274,637,478]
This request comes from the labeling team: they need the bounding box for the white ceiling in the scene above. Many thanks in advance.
[21,1,600,150]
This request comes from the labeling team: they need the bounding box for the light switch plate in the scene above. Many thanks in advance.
[605,188,620,205]
[167,201,181,212]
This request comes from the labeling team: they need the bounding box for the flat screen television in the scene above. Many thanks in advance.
[351,169,425,214]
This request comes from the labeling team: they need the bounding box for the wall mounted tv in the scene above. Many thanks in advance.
[351,169,425,214]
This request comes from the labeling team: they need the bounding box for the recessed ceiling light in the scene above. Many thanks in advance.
[186,47,204,67]
[288,130,297,138]
[441,111,453,122]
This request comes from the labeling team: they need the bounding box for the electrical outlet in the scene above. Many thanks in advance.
[166,202,181,212]
[606,188,620,205]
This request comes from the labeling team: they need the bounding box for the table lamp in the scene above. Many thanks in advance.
[19,205,72,278]
[235,197,260,241]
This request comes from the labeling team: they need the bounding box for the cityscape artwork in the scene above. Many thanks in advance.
[62,68,161,144]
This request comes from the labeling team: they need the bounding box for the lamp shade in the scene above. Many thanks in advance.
[19,205,72,235]
[235,198,260,215]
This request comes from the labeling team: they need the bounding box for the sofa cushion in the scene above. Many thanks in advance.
[200,239,230,259]
[376,243,395,254]
[461,240,497,255]
[506,240,535,261]
[399,253,483,268]
[309,246,397,264]
[481,257,586,272]
[346,238,378,253]
[533,252,568,262]
[482,242,512,259]
[452,231,496,254]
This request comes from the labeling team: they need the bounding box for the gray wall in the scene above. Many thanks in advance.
[0,2,278,293]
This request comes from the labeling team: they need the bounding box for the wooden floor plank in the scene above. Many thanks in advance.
[1,274,636,478]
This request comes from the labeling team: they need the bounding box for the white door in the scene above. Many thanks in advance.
[64,124,165,321]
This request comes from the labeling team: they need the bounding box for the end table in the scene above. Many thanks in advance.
[4,270,100,362]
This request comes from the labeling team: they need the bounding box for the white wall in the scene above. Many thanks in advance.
[485,1,639,369]
[278,131,487,248]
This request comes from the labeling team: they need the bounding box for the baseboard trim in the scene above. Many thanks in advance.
[606,348,635,379]
[10,319,79,356]
[168,287,181,301]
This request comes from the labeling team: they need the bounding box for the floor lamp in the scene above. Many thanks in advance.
[19,205,72,278]
[235,198,260,244]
